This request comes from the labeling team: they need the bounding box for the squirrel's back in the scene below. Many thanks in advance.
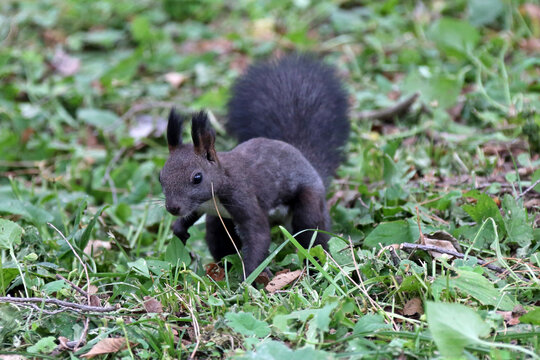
[226,54,349,186]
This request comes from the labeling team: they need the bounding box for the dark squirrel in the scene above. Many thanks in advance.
[159,54,350,277]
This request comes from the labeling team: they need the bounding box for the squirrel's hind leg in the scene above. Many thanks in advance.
[291,186,330,250]
[205,215,242,261]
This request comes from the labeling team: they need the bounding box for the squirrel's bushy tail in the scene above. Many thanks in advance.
[226,54,349,187]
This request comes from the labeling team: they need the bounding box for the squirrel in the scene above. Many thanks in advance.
[159,54,350,278]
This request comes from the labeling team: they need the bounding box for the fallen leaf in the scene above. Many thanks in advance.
[403,297,424,316]
[143,296,163,313]
[251,18,275,40]
[89,295,101,307]
[496,310,521,326]
[255,271,270,286]
[88,285,98,295]
[265,270,302,293]
[42,29,66,46]
[128,115,167,141]
[521,3,540,21]
[51,48,80,76]
[164,72,186,88]
[84,240,111,255]
[423,230,462,258]
[206,263,225,282]
[80,338,135,359]
[519,38,540,53]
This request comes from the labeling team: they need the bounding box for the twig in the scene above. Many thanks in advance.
[517,178,540,199]
[18,302,69,315]
[0,296,117,312]
[49,223,92,349]
[397,243,529,282]
[211,182,246,280]
[167,285,200,360]
[345,239,399,331]
[56,274,88,298]
[357,92,420,121]
[415,206,426,244]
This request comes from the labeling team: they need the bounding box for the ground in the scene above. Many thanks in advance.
[0,0,539,359]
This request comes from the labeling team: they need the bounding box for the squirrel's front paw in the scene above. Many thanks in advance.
[172,220,190,243]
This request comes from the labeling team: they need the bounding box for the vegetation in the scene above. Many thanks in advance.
[0,0,539,358]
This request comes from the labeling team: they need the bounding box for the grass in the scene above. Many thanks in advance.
[0,0,539,359]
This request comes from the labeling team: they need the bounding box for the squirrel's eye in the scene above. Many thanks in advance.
[192,172,203,185]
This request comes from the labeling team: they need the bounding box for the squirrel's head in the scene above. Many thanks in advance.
[159,109,221,217]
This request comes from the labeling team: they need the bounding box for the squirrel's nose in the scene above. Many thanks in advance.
[166,204,181,216]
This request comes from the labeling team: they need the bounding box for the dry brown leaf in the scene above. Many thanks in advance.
[403,297,424,316]
[80,338,134,359]
[84,240,111,255]
[251,18,275,40]
[143,296,163,313]
[58,336,70,350]
[164,72,186,88]
[255,271,270,286]
[521,3,540,21]
[519,38,540,53]
[496,308,523,326]
[205,263,225,282]
[265,270,302,293]
[423,230,462,258]
[51,48,80,76]
[89,295,101,307]
[88,285,98,295]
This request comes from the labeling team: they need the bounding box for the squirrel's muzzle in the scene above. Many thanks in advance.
[165,203,181,216]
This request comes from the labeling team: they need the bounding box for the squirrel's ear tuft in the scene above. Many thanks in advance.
[191,110,218,163]
[167,107,184,151]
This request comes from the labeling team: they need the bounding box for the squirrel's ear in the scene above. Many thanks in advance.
[191,111,218,163]
[167,107,184,152]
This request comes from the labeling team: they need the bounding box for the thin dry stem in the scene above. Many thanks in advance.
[211,182,246,280]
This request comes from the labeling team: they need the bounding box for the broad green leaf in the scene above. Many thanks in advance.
[42,279,69,295]
[83,29,124,48]
[402,71,463,109]
[127,258,150,278]
[353,314,392,335]
[0,267,18,293]
[519,307,540,325]
[225,311,270,338]
[273,302,338,342]
[77,108,121,131]
[363,220,419,249]
[424,190,462,211]
[532,169,540,193]
[164,237,191,267]
[27,336,57,354]
[100,50,142,88]
[0,219,23,250]
[130,16,152,44]
[237,340,332,360]
[467,0,504,27]
[426,301,490,358]
[297,244,326,265]
[432,270,515,310]
[0,200,54,225]
[501,194,533,252]
[428,18,480,58]
[462,190,505,235]
[328,237,352,265]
